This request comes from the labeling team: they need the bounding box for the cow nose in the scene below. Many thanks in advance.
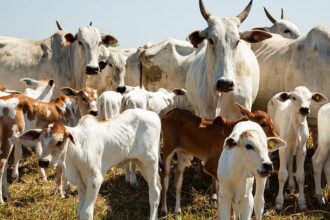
[216,80,234,92]
[86,66,99,75]
[299,107,310,116]
[89,110,98,116]
[116,86,126,94]
[262,162,273,172]
[38,160,50,168]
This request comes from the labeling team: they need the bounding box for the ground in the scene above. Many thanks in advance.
[0,146,330,220]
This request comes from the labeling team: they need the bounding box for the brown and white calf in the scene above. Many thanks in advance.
[160,103,278,214]
[0,86,98,203]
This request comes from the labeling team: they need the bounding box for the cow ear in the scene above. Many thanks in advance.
[48,79,55,87]
[187,31,205,48]
[102,35,118,47]
[99,61,107,71]
[278,92,290,102]
[60,87,78,96]
[224,137,237,149]
[19,129,42,141]
[172,88,186,96]
[252,27,268,32]
[240,30,272,43]
[312,93,328,104]
[235,102,253,119]
[267,137,286,152]
[66,132,76,145]
[20,78,38,86]
[64,33,76,45]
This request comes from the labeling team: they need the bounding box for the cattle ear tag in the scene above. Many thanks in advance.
[268,140,275,149]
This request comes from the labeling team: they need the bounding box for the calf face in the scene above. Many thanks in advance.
[19,123,73,168]
[224,122,285,177]
[60,87,98,116]
[278,86,327,116]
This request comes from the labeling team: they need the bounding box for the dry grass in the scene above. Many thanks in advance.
[0,145,330,219]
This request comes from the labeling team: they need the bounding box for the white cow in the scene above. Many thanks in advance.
[252,26,330,126]
[20,78,55,102]
[312,103,330,205]
[96,91,123,120]
[186,0,271,120]
[267,86,327,210]
[253,7,301,39]
[0,22,116,95]
[19,109,161,220]
[218,121,285,220]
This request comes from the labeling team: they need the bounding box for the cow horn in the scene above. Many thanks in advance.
[89,21,92,26]
[281,8,286,20]
[199,0,211,21]
[264,7,277,24]
[236,0,253,24]
[56,20,63,31]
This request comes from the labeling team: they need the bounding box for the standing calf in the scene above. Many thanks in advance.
[20,109,161,220]
[267,86,327,210]
[217,121,285,220]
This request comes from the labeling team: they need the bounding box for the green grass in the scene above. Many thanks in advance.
[0,146,330,219]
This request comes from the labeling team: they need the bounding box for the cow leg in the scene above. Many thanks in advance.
[35,141,47,181]
[160,150,175,214]
[77,184,87,218]
[239,192,254,220]
[296,144,307,210]
[80,173,103,220]
[55,165,65,198]
[218,193,232,220]
[287,153,295,192]
[129,162,137,185]
[174,152,187,214]
[276,145,290,210]
[124,162,130,182]
[323,154,330,200]
[12,143,22,182]
[254,176,266,220]
[0,143,14,204]
[312,140,329,205]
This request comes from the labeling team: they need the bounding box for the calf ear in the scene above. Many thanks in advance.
[19,129,42,141]
[60,87,78,96]
[235,102,253,119]
[102,35,118,47]
[278,92,290,102]
[312,93,328,104]
[267,137,286,152]
[240,30,272,43]
[224,137,237,149]
[64,33,76,45]
[20,78,38,86]
[66,132,76,145]
[48,79,55,87]
[187,31,205,48]
[172,88,186,96]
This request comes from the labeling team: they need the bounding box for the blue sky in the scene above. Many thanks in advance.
[0,0,328,48]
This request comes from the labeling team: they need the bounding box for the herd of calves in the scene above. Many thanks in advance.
[0,77,329,220]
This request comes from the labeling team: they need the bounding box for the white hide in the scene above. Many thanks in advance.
[97,91,123,120]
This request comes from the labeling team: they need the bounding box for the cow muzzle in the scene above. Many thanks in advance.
[116,86,126,94]
[38,160,50,168]
[89,110,98,116]
[299,107,310,116]
[257,162,273,178]
[216,79,234,92]
[86,66,99,75]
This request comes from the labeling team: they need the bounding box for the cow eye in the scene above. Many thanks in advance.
[235,40,240,47]
[245,144,254,150]
[56,141,63,146]
[292,97,297,101]
[208,39,214,45]
[261,123,267,128]
[98,42,102,46]
[108,63,113,68]
[78,41,83,46]
[82,97,87,102]
[284,30,291,34]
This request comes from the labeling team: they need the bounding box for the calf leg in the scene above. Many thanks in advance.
[174,152,187,214]
[55,165,65,198]
[160,150,175,214]
[35,141,47,181]
[254,176,266,220]
[287,153,295,192]
[12,143,22,182]
[312,140,329,205]
[276,146,290,210]
[296,144,307,210]
[324,155,330,200]
[239,193,254,220]
[129,162,137,185]
[218,193,232,220]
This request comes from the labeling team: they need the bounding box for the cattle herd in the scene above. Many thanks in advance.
[1,0,330,219]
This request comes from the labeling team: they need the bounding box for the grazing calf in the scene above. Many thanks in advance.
[0,87,98,202]
[160,103,278,215]
[19,109,161,220]
[217,121,285,220]
[96,91,123,120]
[267,86,327,210]
[312,103,330,205]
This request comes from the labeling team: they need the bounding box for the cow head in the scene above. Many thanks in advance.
[60,87,98,117]
[224,121,285,178]
[277,86,327,117]
[235,102,278,137]
[19,123,74,168]
[256,7,301,39]
[21,78,55,102]
[188,0,272,94]
[101,52,127,90]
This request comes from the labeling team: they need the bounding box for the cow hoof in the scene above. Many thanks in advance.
[211,193,217,201]
[175,208,182,215]
[298,196,307,210]
[275,199,284,210]
[314,194,325,206]
[160,207,168,216]
[0,199,4,204]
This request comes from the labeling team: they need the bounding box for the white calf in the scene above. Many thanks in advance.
[96,91,123,120]
[20,78,55,102]
[267,86,327,210]
[312,103,330,205]
[218,121,285,220]
[19,109,161,220]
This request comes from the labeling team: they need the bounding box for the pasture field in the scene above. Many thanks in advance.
[0,147,329,220]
